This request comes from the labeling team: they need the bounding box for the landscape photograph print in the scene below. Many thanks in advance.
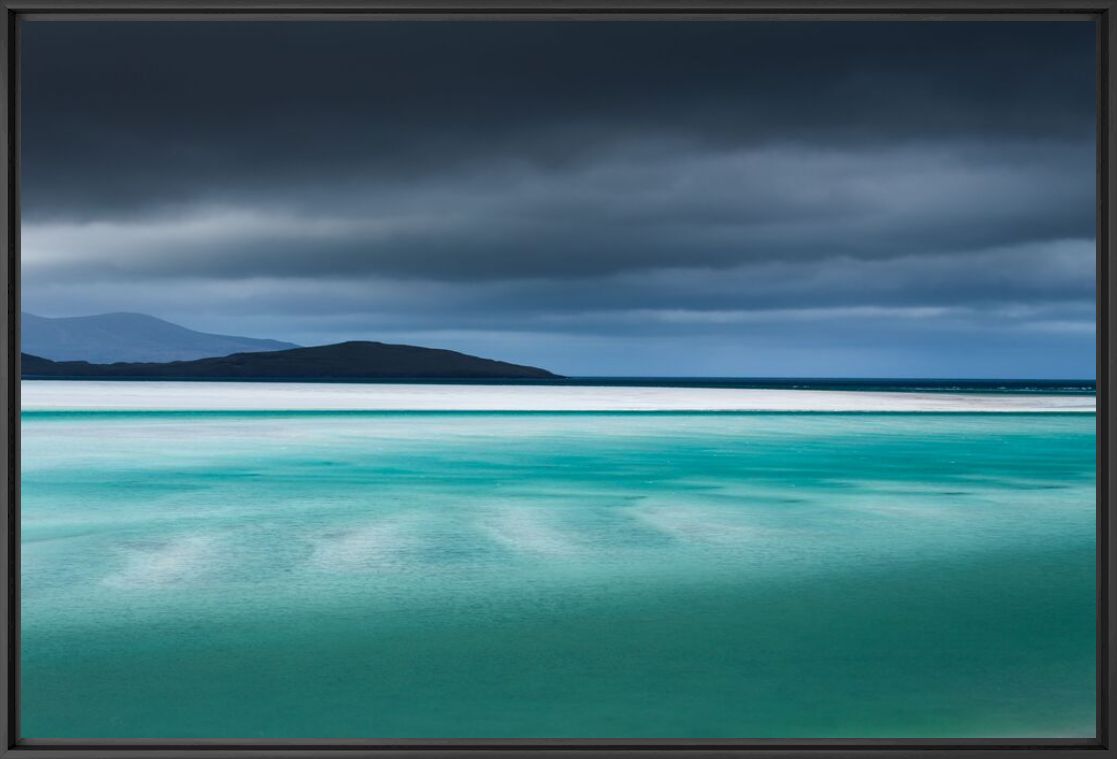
[18,19,1097,739]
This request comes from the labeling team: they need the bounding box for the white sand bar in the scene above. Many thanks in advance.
[20,380,1096,413]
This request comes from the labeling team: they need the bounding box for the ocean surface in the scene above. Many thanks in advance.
[19,381,1097,739]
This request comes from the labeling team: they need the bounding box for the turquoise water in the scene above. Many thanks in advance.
[20,411,1096,738]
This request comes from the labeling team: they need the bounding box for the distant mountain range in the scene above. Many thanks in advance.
[22,312,299,363]
[22,341,559,380]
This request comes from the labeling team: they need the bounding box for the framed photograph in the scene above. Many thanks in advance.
[1,1,1112,757]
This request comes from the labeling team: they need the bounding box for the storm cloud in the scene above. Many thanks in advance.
[20,20,1097,377]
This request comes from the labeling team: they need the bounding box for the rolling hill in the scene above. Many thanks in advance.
[22,312,299,363]
[21,341,560,380]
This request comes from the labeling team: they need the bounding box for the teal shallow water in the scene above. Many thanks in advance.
[20,411,1096,738]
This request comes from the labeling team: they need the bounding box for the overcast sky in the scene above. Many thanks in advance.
[20,20,1096,378]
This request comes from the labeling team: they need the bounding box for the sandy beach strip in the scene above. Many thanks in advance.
[19,380,1097,413]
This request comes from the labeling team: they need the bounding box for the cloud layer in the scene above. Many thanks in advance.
[20,20,1097,377]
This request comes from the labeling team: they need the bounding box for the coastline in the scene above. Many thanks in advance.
[21,379,1097,413]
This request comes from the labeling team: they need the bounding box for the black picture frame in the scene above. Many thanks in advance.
[1,2,1111,756]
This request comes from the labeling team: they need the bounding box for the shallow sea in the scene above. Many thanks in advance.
[19,403,1096,738]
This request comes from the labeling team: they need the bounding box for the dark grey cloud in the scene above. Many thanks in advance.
[21,140,1094,280]
[19,20,1097,377]
[21,20,1094,220]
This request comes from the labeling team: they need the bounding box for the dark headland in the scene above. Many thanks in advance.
[21,341,560,381]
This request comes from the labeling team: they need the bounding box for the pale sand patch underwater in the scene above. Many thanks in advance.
[20,380,1096,412]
